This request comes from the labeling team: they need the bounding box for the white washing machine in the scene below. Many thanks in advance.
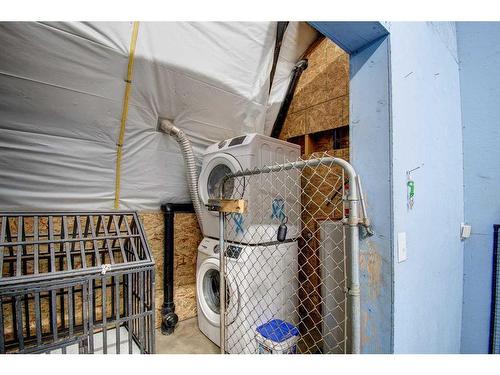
[196,237,239,346]
[196,237,298,353]
[198,133,301,242]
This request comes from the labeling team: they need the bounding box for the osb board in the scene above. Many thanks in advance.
[290,54,349,114]
[317,148,349,161]
[306,96,349,135]
[153,282,197,329]
[174,283,196,321]
[173,214,201,286]
[290,38,348,112]
[281,111,306,140]
[140,212,201,328]
[280,38,349,140]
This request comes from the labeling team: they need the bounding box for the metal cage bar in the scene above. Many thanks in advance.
[0,211,155,354]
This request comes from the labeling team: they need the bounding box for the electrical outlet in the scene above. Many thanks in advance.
[398,232,407,263]
[461,223,472,240]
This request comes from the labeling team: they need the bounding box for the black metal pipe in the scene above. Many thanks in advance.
[270,59,308,139]
[268,21,289,94]
[160,203,195,335]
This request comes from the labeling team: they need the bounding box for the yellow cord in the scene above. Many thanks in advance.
[114,21,140,209]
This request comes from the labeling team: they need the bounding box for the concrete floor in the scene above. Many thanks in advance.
[156,317,219,354]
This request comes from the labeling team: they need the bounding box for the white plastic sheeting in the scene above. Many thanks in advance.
[0,22,316,211]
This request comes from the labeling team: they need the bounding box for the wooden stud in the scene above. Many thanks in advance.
[304,134,314,156]
[207,199,248,214]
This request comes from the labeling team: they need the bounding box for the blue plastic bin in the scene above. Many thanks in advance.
[255,319,299,354]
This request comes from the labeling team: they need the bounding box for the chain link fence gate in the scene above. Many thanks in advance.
[214,152,371,354]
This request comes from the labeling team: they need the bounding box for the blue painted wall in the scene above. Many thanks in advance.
[388,22,465,353]
[457,22,500,353]
[312,22,467,353]
[350,36,393,353]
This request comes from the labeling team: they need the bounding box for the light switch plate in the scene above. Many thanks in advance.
[398,232,407,263]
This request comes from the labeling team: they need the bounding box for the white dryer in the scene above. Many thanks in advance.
[198,133,300,242]
[196,237,298,353]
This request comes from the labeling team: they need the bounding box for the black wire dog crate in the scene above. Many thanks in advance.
[0,212,155,354]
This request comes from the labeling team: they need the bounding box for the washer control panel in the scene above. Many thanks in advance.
[198,237,220,256]
[198,237,242,259]
[216,135,246,150]
[228,135,246,147]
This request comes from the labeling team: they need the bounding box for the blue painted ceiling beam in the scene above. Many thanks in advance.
[308,22,389,54]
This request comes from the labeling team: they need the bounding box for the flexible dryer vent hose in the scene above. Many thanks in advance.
[159,119,204,233]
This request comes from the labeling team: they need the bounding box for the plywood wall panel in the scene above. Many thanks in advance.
[281,110,307,140]
[325,40,346,62]
[173,214,200,287]
[306,96,347,134]
[280,38,349,139]
[291,67,331,113]
[140,212,202,329]
[325,54,349,99]
[174,283,197,321]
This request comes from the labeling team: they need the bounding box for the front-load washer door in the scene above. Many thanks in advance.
[196,257,239,327]
[199,153,244,215]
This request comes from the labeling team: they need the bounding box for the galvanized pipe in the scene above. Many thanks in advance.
[355,175,374,236]
[347,198,361,354]
[218,212,226,354]
[339,161,362,354]
[226,156,356,180]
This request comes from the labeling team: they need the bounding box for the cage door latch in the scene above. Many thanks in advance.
[101,264,112,275]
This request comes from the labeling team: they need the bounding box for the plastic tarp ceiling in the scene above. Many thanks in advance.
[0,22,316,211]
